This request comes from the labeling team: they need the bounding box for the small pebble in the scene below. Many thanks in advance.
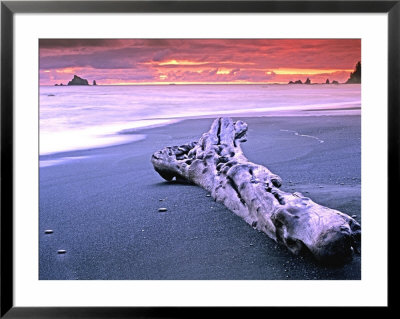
[158,208,167,212]
[206,194,211,197]
[159,199,164,201]
[141,229,145,232]
[319,186,324,188]
[44,230,53,234]
[249,243,254,246]
[352,215,357,218]
[57,250,66,254]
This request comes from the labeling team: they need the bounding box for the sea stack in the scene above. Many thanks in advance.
[68,75,89,86]
[93,80,97,86]
[304,78,311,84]
[325,79,330,84]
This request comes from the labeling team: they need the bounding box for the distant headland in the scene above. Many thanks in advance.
[345,61,361,84]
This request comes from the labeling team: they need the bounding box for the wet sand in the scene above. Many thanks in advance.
[39,115,361,280]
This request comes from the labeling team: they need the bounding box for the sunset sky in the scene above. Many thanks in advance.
[39,39,360,85]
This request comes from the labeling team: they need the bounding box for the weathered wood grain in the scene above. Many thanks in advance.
[151,118,361,264]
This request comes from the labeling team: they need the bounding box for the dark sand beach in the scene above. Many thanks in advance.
[39,115,361,280]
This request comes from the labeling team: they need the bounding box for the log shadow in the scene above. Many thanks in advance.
[153,180,196,187]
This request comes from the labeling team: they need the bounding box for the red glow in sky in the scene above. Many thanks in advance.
[39,39,361,85]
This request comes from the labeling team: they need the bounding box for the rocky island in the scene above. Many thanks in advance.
[288,78,311,85]
[67,75,89,86]
[288,80,303,84]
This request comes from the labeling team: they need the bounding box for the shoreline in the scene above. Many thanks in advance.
[39,115,361,279]
[40,112,360,161]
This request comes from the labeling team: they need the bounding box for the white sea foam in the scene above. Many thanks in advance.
[40,84,360,155]
[280,129,324,143]
[39,156,90,167]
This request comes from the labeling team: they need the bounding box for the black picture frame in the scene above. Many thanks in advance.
[1,0,396,317]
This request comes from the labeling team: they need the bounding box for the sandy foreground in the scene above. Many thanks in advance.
[39,115,361,280]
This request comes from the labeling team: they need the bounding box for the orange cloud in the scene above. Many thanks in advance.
[158,60,209,66]
[272,68,354,75]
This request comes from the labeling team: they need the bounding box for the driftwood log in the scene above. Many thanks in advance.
[151,118,361,264]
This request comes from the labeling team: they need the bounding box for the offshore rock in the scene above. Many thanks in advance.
[68,75,89,86]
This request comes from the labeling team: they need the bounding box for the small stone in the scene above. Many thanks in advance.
[249,243,254,246]
[158,208,167,212]
[141,229,145,232]
[44,230,53,234]
[159,199,164,201]
[57,250,66,254]
[319,186,324,188]
[206,194,211,197]
[352,215,357,218]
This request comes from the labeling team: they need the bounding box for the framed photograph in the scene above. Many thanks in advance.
[1,0,395,317]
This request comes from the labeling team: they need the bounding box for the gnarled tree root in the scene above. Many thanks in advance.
[151,117,361,264]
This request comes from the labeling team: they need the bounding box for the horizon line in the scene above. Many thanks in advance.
[41,82,357,86]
